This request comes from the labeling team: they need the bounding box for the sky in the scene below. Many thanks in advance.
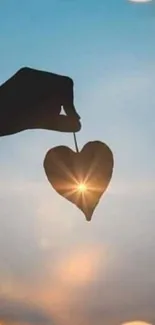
[0,0,155,324]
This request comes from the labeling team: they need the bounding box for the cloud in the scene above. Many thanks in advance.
[0,297,52,324]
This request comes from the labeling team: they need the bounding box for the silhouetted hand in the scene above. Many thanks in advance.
[0,67,81,136]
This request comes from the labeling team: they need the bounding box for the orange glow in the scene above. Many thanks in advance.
[122,321,151,325]
[0,246,104,325]
[57,247,101,286]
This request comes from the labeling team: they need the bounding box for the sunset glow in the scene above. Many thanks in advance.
[122,321,151,325]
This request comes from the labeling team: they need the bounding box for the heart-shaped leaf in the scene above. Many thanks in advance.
[43,141,114,221]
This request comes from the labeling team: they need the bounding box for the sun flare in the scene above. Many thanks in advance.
[77,183,87,193]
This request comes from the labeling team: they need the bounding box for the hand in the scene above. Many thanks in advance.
[0,67,81,136]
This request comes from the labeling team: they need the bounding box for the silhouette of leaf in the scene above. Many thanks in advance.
[44,141,114,221]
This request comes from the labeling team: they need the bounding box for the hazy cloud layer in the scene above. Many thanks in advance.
[0,297,52,324]
[0,171,154,325]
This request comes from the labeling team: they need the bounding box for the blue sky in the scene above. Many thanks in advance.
[0,1,155,325]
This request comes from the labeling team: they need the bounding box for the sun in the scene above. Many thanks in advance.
[77,183,87,193]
